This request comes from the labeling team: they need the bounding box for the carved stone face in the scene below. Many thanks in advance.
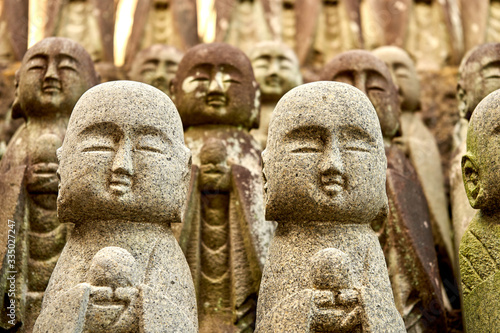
[57,81,191,224]
[373,46,420,112]
[14,37,98,117]
[172,43,259,129]
[321,50,400,140]
[249,41,302,103]
[129,44,183,97]
[263,82,387,223]
[458,43,500,120]
[464,89,500,211]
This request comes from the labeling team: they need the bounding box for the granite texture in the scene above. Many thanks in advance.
[171,42,273,332]
[460,89,500,332]
[0,37,99,332]
[33,81,197,332]
[256,81,405,332]
[128,44,183,98]
[249,41,302,149]
[322,51,447,331]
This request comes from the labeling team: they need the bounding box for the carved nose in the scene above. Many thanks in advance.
[319,144,344,175]
[268,60,280,76]
[208,73,224,93]
[44,61,59,80]
[112,140,134,176]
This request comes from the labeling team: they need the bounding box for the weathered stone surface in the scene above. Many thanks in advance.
[459,89,500,332]
[361,0,462,70]
[0,66,19,159]
[33,81,197,332]
[451,43,500,254]
[0,37,99,332]
[124,0,198,71]
[44,0,115,63]
[373,46,455,273]
[128,44,183,97]
[322,50,447,331]
[248,41,302,149]
[256,81,405,332]
[171,43,273,333]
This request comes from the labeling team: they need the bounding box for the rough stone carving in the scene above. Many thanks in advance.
[248,41,302,149]
[361,0,462,70]
[0,37,99,332]
[124,0,198,71]
[322,50,447,331]
[373,46,455,273]
[44,0,115,63]
[460,88,500,332]
[255,81,405,332]
[33,81,197,333]
[451,43,500,253]
[171,43,273,332]
[128,44,183,97]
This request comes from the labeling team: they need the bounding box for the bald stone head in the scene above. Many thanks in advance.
[249,41,302,103]
[321,50,400,140]
[458,43,500,121]
[13,37,99,118]
[57,81,191,225]
[263,81,388,223]
[373,46,420,112]
[171,43,260,129]
[462,89,500,212]
[129,44,183,97]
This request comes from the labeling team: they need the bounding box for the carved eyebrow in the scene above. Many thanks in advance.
[482,60,500,71]
[27,54,47,62]
[142,59,160,66]
[78,121,122,139]
[284,125,327,141]
[57,54,79,65]
[132,125,170,143]
[338,124,377,145]
[365,69,389,84]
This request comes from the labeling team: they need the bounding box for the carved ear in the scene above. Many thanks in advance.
[462,154,483,209]
[169,78,177,102]
[261,149,268,203]
[457,83,468,120]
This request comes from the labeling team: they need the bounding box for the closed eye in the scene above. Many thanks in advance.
[343,145,371,152]
[291,147,322,153]
[82,145,114,152]
[136,145,164,154]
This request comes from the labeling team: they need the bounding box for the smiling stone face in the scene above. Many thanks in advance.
[14,37,98,117]
[57,81,191,224]
[171,43,259,129]
[321,50,400,140]
[263,81,387,223]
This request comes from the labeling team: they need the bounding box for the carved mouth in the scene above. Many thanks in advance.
[42,83,61,93]
[109,175,131,194]
[206,94,227,107]
[320,174,344,194]
[265,76,282,87]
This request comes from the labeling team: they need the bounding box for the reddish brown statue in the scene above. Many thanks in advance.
[44,0,115,63]
[0,37,99,332]
[124,0,198,71]
[171,43,273,333]
[321,50,447,332]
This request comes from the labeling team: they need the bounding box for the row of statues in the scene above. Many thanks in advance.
[2,15,500,332]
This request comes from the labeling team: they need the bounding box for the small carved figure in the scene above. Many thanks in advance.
[255,81,405,332]
[373,46,455,273]
[33,81,197,332]
[451,43,500,253]
[322,51,447,331]
[248,41,302,148]
[128,44,183,97]
[171,43,273,332]
[44,0,115,63]
[361,0,462,70]
[460,88,500,332]
[0,37,99,332]
[124,0,198,70]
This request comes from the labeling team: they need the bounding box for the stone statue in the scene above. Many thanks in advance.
[361,0,462,70]
[0,37,99,332]
[124,0,198,71]
[459,88,500,332]
[248,41,302,149]
[0,70,17,159]
[373,46,455,272]
[0,0,28,68]
[33,81,198,333]
[450,43,500,254]
[171,43,273,332]
[461,0,500,53]
[214,0,273,55]
[128,44,183,98]
[44,0,115,63]
[321,50,447,331]
[255,81,405,332]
